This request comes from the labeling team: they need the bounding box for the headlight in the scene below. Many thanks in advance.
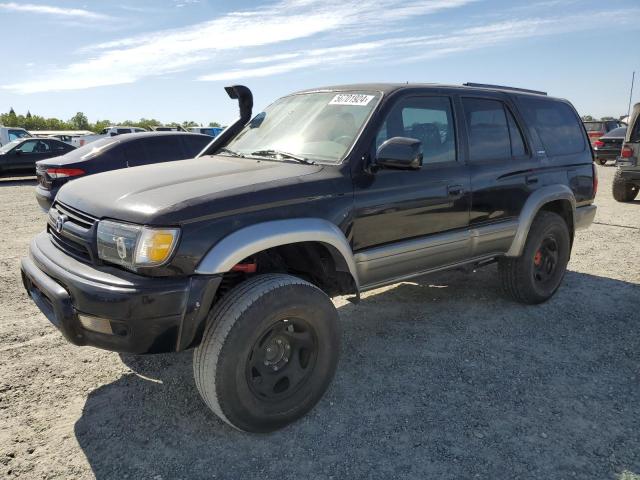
[97,220,180,270]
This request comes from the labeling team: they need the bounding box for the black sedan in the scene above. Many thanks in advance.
[0,137,75,175]
[35,131,212,210]
[593,126,627,165]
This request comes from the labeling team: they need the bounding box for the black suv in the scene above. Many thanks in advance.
[21,83,597,432]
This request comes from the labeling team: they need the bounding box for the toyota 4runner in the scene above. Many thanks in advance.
[21,83,597,432]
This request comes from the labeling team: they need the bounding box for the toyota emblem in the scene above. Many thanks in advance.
[55,215,67,233]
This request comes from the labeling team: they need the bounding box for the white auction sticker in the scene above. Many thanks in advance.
[329,94,375,106]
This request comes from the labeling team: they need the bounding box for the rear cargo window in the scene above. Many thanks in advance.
[518,98,586,156]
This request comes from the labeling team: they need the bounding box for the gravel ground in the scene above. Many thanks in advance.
[0,165,638,480]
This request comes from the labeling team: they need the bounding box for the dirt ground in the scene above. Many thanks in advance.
[0,164,638,480]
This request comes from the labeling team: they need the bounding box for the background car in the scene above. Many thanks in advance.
[584,120,625,145]
[188,126,224,137]
[0,126,31,146]
[0,137,74,175]
[35,131,212,210]
[593,126,626,165]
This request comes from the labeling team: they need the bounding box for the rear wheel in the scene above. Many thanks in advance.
[612,170,639,202]
[597,158,607,166]
[193,274,340,432]
[499,211,570,305]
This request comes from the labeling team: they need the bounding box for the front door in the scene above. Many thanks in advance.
[352,94,471,287]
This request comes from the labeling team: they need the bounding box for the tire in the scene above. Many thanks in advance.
[612,170,639,202]
[499,211,571,305]
[193,274,340,433]
[597,158,607,166]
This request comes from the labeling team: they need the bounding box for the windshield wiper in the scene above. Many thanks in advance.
[250,149,315,165]
[217,147,244,157]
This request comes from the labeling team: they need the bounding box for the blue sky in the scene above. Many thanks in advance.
[1,0,639,125]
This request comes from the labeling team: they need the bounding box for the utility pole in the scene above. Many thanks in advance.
[628,71,635,118]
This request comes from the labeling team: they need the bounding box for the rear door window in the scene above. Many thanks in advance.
[462,98,511,162]
[519,98,586,156]
[122,139,148,166]
[141,136,186,163]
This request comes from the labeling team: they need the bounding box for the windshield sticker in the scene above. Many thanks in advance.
[329,94,375,106]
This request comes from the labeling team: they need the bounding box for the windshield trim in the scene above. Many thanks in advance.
[225,89,385,166]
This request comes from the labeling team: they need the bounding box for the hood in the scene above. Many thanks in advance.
[56,155,322,224]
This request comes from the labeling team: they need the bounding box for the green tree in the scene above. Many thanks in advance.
[208,121,221,127]
[581,115,594,121]
[600,116,615,121]
[70,112,89,130]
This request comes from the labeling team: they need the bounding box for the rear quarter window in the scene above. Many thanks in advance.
[518,98,586,156]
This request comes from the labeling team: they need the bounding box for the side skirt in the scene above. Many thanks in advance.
[355,220,517,291]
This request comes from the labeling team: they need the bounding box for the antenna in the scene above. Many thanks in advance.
[627,71,635,118]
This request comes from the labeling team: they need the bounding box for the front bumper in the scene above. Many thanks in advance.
[21,232,221,354]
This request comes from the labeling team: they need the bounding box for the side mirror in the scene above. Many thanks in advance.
[15,148,23,155]
[375,137,423,170]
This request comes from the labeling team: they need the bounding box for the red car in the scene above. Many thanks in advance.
[584,120,625,145]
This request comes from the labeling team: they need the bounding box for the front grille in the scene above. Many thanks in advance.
[53,201,97,229]
[48,201,98,263]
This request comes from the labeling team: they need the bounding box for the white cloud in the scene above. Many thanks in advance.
[197,8,640,82]
[3,0,474,93]
[0,2,111,20]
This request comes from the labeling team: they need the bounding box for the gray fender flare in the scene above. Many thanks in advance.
[505,184,576,257]
[194,218,360,290]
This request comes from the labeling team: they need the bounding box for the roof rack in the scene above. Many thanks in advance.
[463,83,547,96]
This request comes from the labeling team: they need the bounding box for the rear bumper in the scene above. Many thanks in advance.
[21,232,221,354]
[35,185,56,211]
[575,204,597,231]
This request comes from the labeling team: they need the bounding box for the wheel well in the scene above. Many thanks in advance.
[539,200,574,245]
[217,242,357,299]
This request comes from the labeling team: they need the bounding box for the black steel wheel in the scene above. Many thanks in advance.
[499,211,570,304]
[194,274,339,433]
[246,318,318,402]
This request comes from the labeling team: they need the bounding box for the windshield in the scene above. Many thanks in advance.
[224,91,381,163]
[584,122,604,132]
[0,140,21,154]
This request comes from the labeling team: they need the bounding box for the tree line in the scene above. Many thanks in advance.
[581,115,623,122]
[1,108,221,132]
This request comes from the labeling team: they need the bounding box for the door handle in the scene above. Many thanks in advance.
[447,184,464,197]
[526,176,539,185]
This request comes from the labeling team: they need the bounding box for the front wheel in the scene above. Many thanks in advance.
[499,211,571,305]
[193,274,340,432]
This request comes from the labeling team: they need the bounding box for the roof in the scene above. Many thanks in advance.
[293,82,557,99]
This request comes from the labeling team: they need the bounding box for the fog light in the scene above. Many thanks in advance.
[78,314,113,335]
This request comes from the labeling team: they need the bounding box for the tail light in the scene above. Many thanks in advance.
[588,131,603,138]
[621,144,634,158]
[46,167,85,179]
[593,140,605,148]
[592,163,598,196]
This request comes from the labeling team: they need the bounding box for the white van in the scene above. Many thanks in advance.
[0,127,31,146]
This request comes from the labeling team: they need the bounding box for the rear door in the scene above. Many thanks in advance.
[461,95,539,231]
[12,139,50,170]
